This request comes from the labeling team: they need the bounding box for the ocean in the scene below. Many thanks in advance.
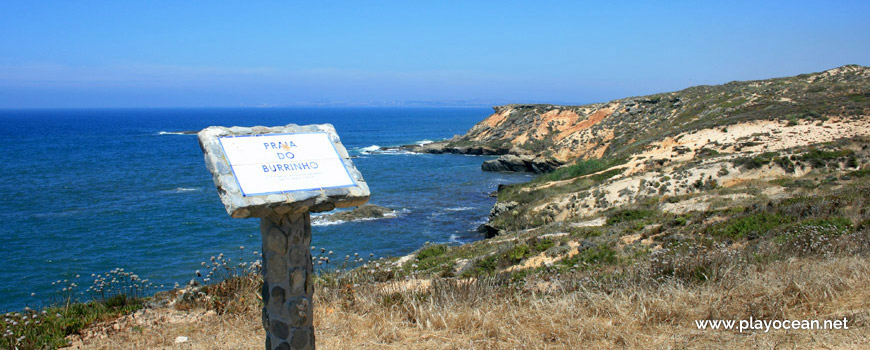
[0,107,531,311]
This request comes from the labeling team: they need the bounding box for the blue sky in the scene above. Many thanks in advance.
[1,1,868,108]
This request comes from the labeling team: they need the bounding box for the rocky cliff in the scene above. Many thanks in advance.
[436,65,870,174]
[444,65,870,235]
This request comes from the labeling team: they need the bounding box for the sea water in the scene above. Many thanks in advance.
[0,107,531,311]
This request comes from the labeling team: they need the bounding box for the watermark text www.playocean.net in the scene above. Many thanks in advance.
[695,317,849,333]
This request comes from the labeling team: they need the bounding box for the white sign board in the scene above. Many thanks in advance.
[218,132,356,196]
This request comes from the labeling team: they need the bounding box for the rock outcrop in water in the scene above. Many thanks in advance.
[480,154,562,173]
[313,204,396,225]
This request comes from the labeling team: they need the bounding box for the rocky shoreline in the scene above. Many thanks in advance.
[379,141,564,174]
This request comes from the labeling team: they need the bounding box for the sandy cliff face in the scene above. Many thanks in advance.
[449,65,870,168]
[459,103,615,162]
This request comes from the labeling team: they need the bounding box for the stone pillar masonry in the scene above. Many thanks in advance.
[260,211,315,350]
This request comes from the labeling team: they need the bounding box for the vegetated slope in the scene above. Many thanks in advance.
[445,64,869,163]
[440,65,870,233]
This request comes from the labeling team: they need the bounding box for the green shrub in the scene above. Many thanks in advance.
[534,238,555,252]
[714,212,786,239]
[733,152,779,170]
[607,209,655,225]
[590,168,623,182]
[0,299,143,349]
[799,148,855,168]
[507,244,531,263]
[797,217,853,235]
[580,245,618,265]
[541,158,610,182]
[466,255,498,276]
[850,168,870,177]
[416,244,447,261]
[562,244,619,268]
[540,158,626,182]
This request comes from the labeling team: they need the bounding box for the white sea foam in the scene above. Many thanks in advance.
[357,144,430,156]
[369,149,422,156]
[157,131,193,135]
[388,151,424,156]
[161,187,201,194]
[311,219,346,227]
[444,206,474,212]
[359,145,381,153]
[416,139,435,145]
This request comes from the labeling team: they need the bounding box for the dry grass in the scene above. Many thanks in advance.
[72,255,870,349]
[69,162,870,349]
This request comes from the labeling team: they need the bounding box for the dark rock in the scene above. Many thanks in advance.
[489,201,519,219]
[313,204,396,224]
[479,224,501,238]
[481,154,562,173]
[382,141,510,156]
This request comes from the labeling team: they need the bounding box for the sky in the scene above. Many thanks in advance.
[1,1,868,108]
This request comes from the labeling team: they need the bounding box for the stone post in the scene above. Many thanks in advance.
[261,211,314,350]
